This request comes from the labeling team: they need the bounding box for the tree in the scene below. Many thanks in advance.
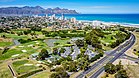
[53,48,58,55]
[38,49,49,60]
[2,35,6,38]
[68,61,77,72]
[115,70,128,78]
[50,67,69,78]
[75,39,84,47]
[31,26,42,31]
[116,61,123,71]
[50,73,60,78]
[104,63,117,74]
[59,48,66,53]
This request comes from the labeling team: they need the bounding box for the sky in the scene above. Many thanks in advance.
[0,0,139,14]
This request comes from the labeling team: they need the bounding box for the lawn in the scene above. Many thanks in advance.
[0,40,49,60]
[32,71,51,78]
[42,27,52,31]
[100,34,116,44]
[12,59,40,75]
[0,33,29,39]
[13,60,29,67]
[101,31,118,44]
[0,49,22,60]
[17,65,38,74]
[100,30,120,50]
[54,38,70,45]
[0,42,13,47]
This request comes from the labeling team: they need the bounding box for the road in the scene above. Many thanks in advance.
[8,64,17,78]
[121,54,139,62]
[76,34,136,78]
[7,39,20,48]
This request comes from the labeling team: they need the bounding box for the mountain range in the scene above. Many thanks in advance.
[0,6,78,15]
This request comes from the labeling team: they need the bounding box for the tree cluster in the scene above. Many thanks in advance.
[43,30,85,38]
[104,61,128,78]
[50,67,69,78]
[37,48,49,60]
[110,32,130,48]
[85,29,104,49]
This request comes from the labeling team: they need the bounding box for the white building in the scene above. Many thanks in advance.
[92,20,102,26]
[71,17,76,23]
[50,14,56,20]
[45,14,48,17]
[61,14,65,20]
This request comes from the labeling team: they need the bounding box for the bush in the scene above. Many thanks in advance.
[104,63,117,74]
[115,70,128,78]
[2,47,10,54]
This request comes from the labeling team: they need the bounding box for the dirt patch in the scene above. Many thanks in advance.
[125,65,139,78]
[113,58,138,65]
[0,38,12,42]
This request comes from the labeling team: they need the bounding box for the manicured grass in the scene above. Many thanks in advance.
[0,33,29,39]
[42,28,52,31]
[13,60,29,67]
[0,40,49,60]
[54,39,69,45]
[35,31,43,35]
[101,31,118,44]
[16,65,38,74]
[100,30,120,50]
[12,59,40,75]
[0,42,13,47]
[100,34,116,44]
[32,71,51,78]
[0,49,22,60]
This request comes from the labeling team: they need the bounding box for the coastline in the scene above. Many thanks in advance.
[1,14,139,28]
[79,20,139,28]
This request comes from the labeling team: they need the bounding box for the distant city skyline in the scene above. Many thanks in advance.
[0,0,139,14]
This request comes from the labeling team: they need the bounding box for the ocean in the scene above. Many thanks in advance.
[41,14,139,25]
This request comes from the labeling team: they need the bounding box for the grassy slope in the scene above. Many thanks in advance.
[12,59,39,75]
[0,42,13,47]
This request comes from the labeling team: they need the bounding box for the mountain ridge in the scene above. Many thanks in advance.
[0,6,78,15]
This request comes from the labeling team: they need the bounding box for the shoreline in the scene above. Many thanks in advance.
[1,14,139,28]
[79,20,139,28]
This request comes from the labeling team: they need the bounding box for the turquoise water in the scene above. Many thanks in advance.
[42,14,139,24]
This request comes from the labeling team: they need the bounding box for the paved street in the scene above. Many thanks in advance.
[76,34,136,78]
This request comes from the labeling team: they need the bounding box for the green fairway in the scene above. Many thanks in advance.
[100,30,120,50]
[32,71,51,78]
[54,38,69,45]
[12,60,39,75]
[13,60,29,67]
[0,33,28,39]
[0,49,22,60]
[0,40,49,60]
[0,42,13,47]
[17,65,38,74]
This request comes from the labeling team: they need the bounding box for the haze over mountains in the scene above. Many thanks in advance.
[0,6,78,15]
